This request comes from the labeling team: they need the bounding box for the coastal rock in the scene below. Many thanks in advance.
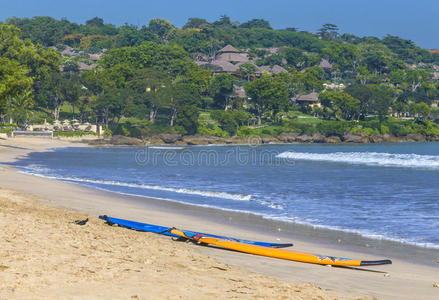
[277,133,298,143]
[159,133,182,144]
[110,135,144,146]
[88,135,144,146]
[262,136,279,144]
[343,133,369,143]
[325,136,342,143]
[382,134,400,143]
[145,137,164,145]
[405,133,426,142]
[428,135,439,142]
[370,134,384,143]
[295,134,313,143]
[311,132,326,143]
[88,139,110,146]
[183,135,210,145]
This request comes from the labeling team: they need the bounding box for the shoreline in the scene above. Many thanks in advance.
[81,132,439,147]
[12,167,439,260]
[1,138,439,299]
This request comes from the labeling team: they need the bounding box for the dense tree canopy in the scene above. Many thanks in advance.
[2,16,439,139]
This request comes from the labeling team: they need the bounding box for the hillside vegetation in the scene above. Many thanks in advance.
[1,16,439,142]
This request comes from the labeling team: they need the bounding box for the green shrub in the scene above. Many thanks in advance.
[210,110,249,136]
[0,127,13,134]
[104,128,113,136]
[362,127,380,136]
[237,126,253,137]
[53,131,96,137]
[349,126,363,135]
[425,122,439,136]
[316,121,351,137]
[380,125,390,135]
[198,123,229,137]
[272,127,284,136]
[386,121,408,136]
[285,121,316,135]
[261,128,272,135]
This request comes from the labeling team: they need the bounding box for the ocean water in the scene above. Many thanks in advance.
[11,142,439,249]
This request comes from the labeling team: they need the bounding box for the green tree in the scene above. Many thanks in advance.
[7,90,34,126]
[128,68,170,122]
[409,102,431,120]
[282,47,306,70]
[211,110,249,136]
[148,18,175,43]
[240,19,272,29]
[244,74,289,124]
[94,88,133,130]
[406,69,428,92]
[317,24,339,41]
[209,74,234,109]
[7,16,79,46]
[291,66,324,94]
[239,63,258,81]
[183,18,209,29]
[392,101,407,118]
[358,42,395,74]
[322,42,360,72]
[100,42,194,78]
[0,58,32,115]
[176,104,199,135]
[319,91,360,120]
[169,81,200,127]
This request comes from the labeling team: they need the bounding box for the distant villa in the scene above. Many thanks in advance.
[195,44,287,76]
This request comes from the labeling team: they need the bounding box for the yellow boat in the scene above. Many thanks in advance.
[169,229,392,267]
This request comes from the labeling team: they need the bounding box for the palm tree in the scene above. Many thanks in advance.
[8,91,34,127]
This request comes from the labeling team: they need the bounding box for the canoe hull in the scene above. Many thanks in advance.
[99,216,293,248]
[170,229,392,267]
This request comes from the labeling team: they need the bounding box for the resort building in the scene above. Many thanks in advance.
[215,45,249,64]
[292,92,321,107]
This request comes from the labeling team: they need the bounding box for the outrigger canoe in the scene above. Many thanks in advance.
[169,229,392,267]
[99,215,293,248]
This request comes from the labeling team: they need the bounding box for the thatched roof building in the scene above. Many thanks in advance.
[258,65,288,75]
[319,59,333,71]
[196,60,239,73]
[216,44,249,63]
[292,92,320,107]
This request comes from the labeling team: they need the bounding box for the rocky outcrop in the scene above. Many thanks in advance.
[404,133,426,142]
[261,136,278,144]
[87,131,438,147]
[311,132,326,143]
[343,133,369,143]
[159,133,182,144]
[325,136,342,143]
[88,135,144,146]
[295,134,314,143]
[277,133,298,143]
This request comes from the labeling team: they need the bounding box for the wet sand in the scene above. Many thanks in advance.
[1,137,438,299]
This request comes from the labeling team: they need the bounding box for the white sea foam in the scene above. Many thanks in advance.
[277,151,439,169]
[19,171,253,202]
[148,146,185,150]
[268,215,439,249]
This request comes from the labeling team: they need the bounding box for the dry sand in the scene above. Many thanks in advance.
[1,137,438,299]
[0,188,348,300]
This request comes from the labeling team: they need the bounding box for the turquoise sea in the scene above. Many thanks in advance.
[12,142,439,249]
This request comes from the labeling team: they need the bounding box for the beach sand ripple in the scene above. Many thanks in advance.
[0,188,350,300]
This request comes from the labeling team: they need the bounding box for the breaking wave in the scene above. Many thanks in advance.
[18,169,253,202]
[277,151,439,169]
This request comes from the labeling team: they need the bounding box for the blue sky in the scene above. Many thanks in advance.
[1,0,438,49]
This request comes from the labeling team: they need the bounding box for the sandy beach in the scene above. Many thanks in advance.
[1,137,438,299]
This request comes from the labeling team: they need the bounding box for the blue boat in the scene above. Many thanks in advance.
[99,215,293,248]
